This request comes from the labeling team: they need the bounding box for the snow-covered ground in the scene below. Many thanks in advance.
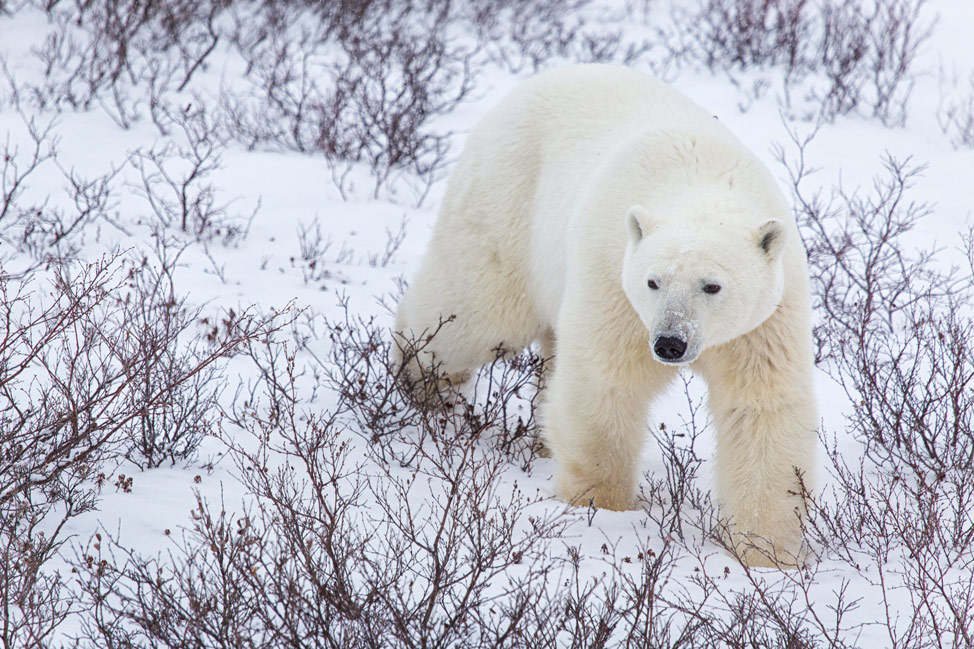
[1,0,972,646]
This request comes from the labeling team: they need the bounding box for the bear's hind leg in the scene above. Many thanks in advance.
[394,254,541,398]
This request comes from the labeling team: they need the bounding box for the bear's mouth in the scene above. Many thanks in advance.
[652,353,696,366]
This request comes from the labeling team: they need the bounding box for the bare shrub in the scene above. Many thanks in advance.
[0,113,55,227]
[689,0,932,124]
[117,241,223,468]
[130,103,256,244]
[18,0,226,128]
[937,68,974,148]
[0,109,122,274]
[73,308,572,648]
[467,0,652,73]
[73,310,709,647]
[694,0,814,73]
[0,112,58,267]
[0,259,123,649]
[0,501,77,648]
[867,0,932,126]
[293,217,354,287]
[6,0,473,199]
[638,375,716,545]
[311,301,544,470]
[0,247,290,647]
[366,216,408,269]
[779,123,974,648]
[812,0,931,124]
[220,2,476,200]
[2,256,132,510]
[817,2,869,119]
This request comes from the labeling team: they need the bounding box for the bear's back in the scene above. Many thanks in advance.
[499,65,722,151]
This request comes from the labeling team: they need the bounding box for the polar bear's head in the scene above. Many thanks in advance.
[621,201,787,365]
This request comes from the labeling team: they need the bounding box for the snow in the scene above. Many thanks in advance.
[1,0,972,645]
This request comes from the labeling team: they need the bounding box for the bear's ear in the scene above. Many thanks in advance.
[626,205,655,245]
[757,219,787,260]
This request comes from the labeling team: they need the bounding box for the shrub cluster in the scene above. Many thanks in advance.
[938,69,974,149]
[4,0,655,202]
[689,0,932,124]
[0,252,289,646]
[778,124,974,645]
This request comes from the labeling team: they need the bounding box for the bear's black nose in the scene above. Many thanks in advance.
[654,336,687,361]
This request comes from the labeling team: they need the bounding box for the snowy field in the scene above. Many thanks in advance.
[1,0,973,646]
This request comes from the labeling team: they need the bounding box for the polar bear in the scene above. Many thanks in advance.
[394,64,817,567]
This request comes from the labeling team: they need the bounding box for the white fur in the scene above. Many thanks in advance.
[394,64,817,567]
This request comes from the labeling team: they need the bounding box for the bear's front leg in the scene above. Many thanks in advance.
[541,324,676,511]
[695,316,817,568]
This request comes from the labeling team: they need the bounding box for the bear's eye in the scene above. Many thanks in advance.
[647,279,659,290]
[703,283,722,295]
